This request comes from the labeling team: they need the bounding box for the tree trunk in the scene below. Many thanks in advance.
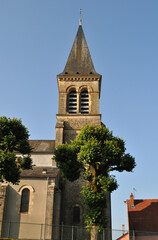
[91,225,98,240]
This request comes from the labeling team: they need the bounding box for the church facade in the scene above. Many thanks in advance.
[0,22,111,240]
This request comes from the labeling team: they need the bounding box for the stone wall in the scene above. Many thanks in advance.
[0,184,8,237]
[57,76,101,115]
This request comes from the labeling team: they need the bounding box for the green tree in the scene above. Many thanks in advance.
[54,125,135,239]
[0,116,32,184]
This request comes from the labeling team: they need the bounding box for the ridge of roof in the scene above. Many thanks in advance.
[127,198,158,211]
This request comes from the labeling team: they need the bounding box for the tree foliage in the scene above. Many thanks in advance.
[54,125,135,229]
[0,117,32,184]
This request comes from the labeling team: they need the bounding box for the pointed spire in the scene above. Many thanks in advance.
[61,24,99,75]
[79,8,82,26]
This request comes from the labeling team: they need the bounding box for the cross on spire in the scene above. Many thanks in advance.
[79,8,82,26]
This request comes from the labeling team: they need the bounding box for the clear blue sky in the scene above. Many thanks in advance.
[0,0,158,235]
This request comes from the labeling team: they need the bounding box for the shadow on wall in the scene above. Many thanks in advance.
[1,185,20,239]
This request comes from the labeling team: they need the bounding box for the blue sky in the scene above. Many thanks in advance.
[0,0,158,235]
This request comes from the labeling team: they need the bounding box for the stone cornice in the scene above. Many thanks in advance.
[57,76,100,81]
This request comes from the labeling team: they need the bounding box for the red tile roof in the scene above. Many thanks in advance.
[116,233,129,240]
[127,198,158,233]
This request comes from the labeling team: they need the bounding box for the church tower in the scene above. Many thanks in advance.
[55,17,111,239]
[55,21,102,146]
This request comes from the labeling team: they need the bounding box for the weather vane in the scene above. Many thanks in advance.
[79,8,82,26]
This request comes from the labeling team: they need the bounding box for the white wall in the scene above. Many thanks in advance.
[16,153,56,167]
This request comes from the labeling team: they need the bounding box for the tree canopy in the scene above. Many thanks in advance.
[0,117,32,184]
[54,125,136,230]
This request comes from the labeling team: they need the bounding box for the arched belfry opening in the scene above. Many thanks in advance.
[68,90,77,113]
[80,90,89,114]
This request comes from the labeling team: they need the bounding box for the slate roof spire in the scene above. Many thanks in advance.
[59,17,100,76]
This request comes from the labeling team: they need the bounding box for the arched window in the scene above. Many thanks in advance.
[73,206,80,224]
[20,188,30,213]
[68,90,77,113]
[80,90,89,114]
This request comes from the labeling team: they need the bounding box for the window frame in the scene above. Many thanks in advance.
[18,185,35,214]
[20,188,30,213]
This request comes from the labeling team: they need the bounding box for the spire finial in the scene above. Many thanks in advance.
[79,8,82,26]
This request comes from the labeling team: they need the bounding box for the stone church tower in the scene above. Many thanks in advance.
[56,22,101,147]
[0,20,111,240]
[55,20,111,238]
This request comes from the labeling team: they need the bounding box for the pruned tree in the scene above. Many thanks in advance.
[0,116,32,184]
[54,125,135,240]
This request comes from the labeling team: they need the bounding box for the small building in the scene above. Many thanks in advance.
[118,193,158,240]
